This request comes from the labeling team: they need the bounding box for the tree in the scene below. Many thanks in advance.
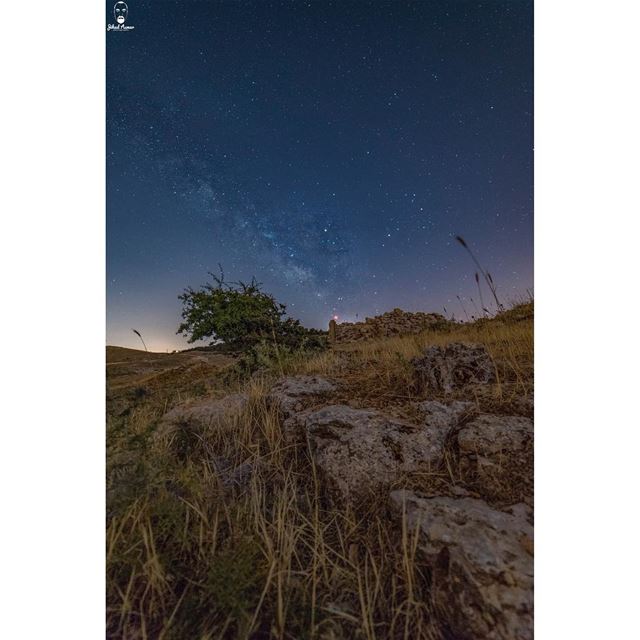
[177,270,324,352]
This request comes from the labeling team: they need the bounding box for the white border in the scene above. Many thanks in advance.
[1,0,639,636]
[0,1,105,636]
[536,0,640,636]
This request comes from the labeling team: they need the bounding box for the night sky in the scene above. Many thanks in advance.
[107,0,533,351]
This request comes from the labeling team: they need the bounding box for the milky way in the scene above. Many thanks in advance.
[107,0,533,350]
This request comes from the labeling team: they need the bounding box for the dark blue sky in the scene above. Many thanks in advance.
[107,0,533,351]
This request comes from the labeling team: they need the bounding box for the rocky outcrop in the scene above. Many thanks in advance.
[390,490,533,640]
[264,369,533,636]
[332,308,449,343]
[412,342,496,393]
[457,414,534,502]
[300,405,451,501]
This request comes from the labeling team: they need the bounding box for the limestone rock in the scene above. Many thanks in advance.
[269,376,337,415]
[155,392,248,441]
[457,414,533,501]
[412,342,496,393]
[415,399,474,429]
[390,490,533,640]
[458,414,533,457]
[268,376,338,438]
[301,405,448,501]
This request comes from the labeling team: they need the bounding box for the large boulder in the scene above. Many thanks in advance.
[412,342,496,393]
[390,490,533,640]
[301,405,451,501]
[457,414,534,502]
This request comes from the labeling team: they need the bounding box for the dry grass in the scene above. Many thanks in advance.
[107,387,436,639]
[290,303,533,417]
[106,303,533,639]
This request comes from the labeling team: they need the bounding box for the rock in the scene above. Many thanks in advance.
[511,394,534,417]
[415,399,474,429]
[457,414,533,501]
[269,376,337,416]
[210,456,253,491]
[450,484,473,497]
[458,414,533,457]
[390,490,533,640]
[155,392,249,441]
[301,405,449,501]
[269,376,338,437]
[412,342,496,393]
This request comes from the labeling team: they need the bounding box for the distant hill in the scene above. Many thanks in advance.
[106,345,171,364]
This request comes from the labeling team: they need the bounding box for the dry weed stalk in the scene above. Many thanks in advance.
[455,235,504,311]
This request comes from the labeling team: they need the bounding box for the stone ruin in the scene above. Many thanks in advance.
[330,308,449,343]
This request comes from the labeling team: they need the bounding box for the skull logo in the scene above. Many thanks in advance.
[114,2,128,25]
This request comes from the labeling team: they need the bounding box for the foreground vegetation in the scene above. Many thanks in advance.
[106,303,533,639]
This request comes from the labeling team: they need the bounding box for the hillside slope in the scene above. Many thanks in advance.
[107,304,533,639]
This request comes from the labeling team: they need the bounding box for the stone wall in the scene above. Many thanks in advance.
[331,308,449,343]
